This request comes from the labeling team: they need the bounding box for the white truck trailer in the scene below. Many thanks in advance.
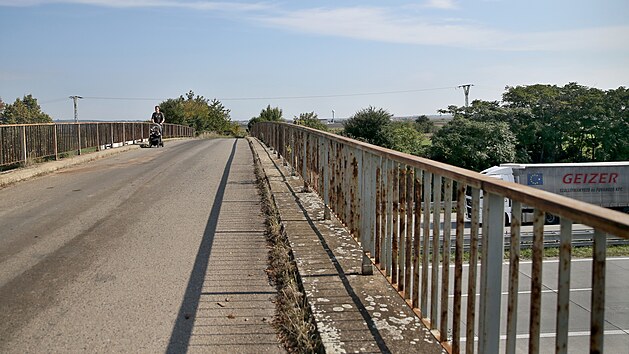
[468,161,629,224]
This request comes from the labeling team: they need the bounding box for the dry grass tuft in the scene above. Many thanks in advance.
[249,139,324,354]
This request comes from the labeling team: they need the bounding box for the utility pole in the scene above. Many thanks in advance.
[69,95,83,155]
[458,84,473,107]
[69,95,83,122]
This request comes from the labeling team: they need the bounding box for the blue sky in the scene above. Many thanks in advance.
[1,0,627,122]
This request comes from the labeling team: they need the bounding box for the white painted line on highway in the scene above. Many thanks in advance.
[449,288,591,298]
[515,256,629,264]
[446,256,629,267]
[461,329,628,342]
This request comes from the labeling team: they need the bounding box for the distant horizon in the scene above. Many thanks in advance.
[52,113,453,123]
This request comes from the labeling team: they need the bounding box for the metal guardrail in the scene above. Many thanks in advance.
[0,122,195,166]
[251,122,629,354]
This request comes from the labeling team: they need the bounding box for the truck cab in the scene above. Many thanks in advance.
[465,166,514,224]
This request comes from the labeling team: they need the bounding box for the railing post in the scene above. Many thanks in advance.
[506,201,522,354]
[302,131,309,192]
[478,192,505,354]
[590,230,606,353]
[323,138,331,220]
[21,125,27,163]
[431,175,442,328]
[53,124,59,160]
[95,123,100,151]
[77,122,81,155]
[555,217,572,354]
[360,149,372,275]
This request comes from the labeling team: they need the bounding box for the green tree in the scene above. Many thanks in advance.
[259,105,283,121]
[158,97,186,126]
[415,115,435,134]
[438,100,534,163]
[598,86,629,161]
[295,111,328,131]
[430,117,516,171]
[0,94,53,124]
[502,83,629,162]
[343,106,392,146]
[247,105,283,131]
[382,121,426,156]
[157,90,231,134]
[207,99,232,133]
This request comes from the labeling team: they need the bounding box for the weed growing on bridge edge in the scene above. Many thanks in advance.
[249,138,324,354]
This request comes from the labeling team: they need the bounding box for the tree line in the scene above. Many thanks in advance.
[431,83,628,170]
[0,90,239,136]
[3,83,626,172]
[254,83,626,171]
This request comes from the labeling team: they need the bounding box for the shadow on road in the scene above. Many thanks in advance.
[166,140,237,354]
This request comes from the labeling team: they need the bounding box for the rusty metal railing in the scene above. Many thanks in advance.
[251,121,629,354]
[0,122,195,166]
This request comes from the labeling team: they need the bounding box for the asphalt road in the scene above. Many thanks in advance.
[0,138,270,352]
[445,257,629,353]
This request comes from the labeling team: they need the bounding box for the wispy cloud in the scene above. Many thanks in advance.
[257,7,495,47]
[257,6,629,51]
[0,0,269,11]
[422,0,459,10]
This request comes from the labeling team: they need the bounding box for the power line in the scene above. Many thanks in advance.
[218,86,458,101]
[82,96,165,101]
[76,86,459,102]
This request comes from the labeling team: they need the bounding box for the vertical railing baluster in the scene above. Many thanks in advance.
[478,192,504,354]
[466,187,481,354]
[404,167,413,301]
[421,171,431,317]
[431,174,442,329]
[412,168,422,310]
[391,161,400,286]
[381,158,390,273]
[590,230,606,354]
[452,182,466,354]
[556,217,572,354]
[399,165,407,291]
[440,178,452,344]
[506,201,522,354]
[529,209,545,354]
[375,156,382,266]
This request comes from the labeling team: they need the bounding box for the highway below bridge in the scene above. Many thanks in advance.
[0,137,627,353]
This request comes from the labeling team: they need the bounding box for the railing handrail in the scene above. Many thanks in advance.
[261,122,629,238]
